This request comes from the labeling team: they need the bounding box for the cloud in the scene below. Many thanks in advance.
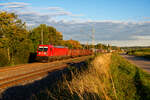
[0,2,30,6]
[5,5,26,8]
[131,35,150,40]
[99,40,150,47]
[44,7,83,17]
[0,2,30,9]
[48,11,72,16]
[1,2,150,46]
[17,11,79,25]
[45,7,64,11]
[143,17,150,20]
[47,20,150,46]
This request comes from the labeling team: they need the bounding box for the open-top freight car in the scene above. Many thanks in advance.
[36,44,92,62]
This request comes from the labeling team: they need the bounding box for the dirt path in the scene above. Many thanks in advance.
[121,54,150,73]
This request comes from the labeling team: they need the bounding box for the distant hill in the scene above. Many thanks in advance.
[121,46,150,50]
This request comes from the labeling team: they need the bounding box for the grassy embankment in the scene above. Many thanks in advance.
[111,54,150,100]
[30,54,150,100]
[127,48,150,59]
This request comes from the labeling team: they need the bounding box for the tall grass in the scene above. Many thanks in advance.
[31,54,115,100]
[63,53,114,100]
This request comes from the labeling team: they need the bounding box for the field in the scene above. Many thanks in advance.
[26,53,150,100]
[127,48,150,59]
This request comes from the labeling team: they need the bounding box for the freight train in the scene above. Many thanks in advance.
[36,44,93,62]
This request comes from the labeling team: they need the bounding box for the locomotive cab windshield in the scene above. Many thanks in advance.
[38,46,48,51]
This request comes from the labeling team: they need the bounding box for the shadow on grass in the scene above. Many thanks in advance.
[134,68,150,100]
[0,59,100,100]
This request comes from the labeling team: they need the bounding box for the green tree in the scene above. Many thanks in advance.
[0,12,31,65]
[30,24,63,52]
[63,39,82,49]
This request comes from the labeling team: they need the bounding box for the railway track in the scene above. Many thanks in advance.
[0,57,87,80]
[0,64,67,90]
[0,63,43,73]
[0,56,90,92]
[0,56,87,73]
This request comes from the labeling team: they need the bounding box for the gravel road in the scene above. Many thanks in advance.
[121,54,150,73]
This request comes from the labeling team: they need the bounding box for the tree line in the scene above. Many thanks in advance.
[0,12,118,67]
[0,12,85,66]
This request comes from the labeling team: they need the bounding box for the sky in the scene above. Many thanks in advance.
[0,0,150,47]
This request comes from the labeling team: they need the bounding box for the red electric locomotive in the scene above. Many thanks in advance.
[36,44,69,62]
[36,44,92,62]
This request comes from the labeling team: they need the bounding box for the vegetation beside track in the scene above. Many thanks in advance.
[1,53,150,100]
[30,54,113,100]
[30,53,150,100]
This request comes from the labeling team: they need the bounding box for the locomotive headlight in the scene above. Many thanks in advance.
[38,52,41,55]
[44,52,47,55]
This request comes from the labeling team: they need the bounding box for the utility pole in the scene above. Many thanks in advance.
[80,28,95,51]
[41,26,43,45]
[86,41,89,49]
[92,27,95,52]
